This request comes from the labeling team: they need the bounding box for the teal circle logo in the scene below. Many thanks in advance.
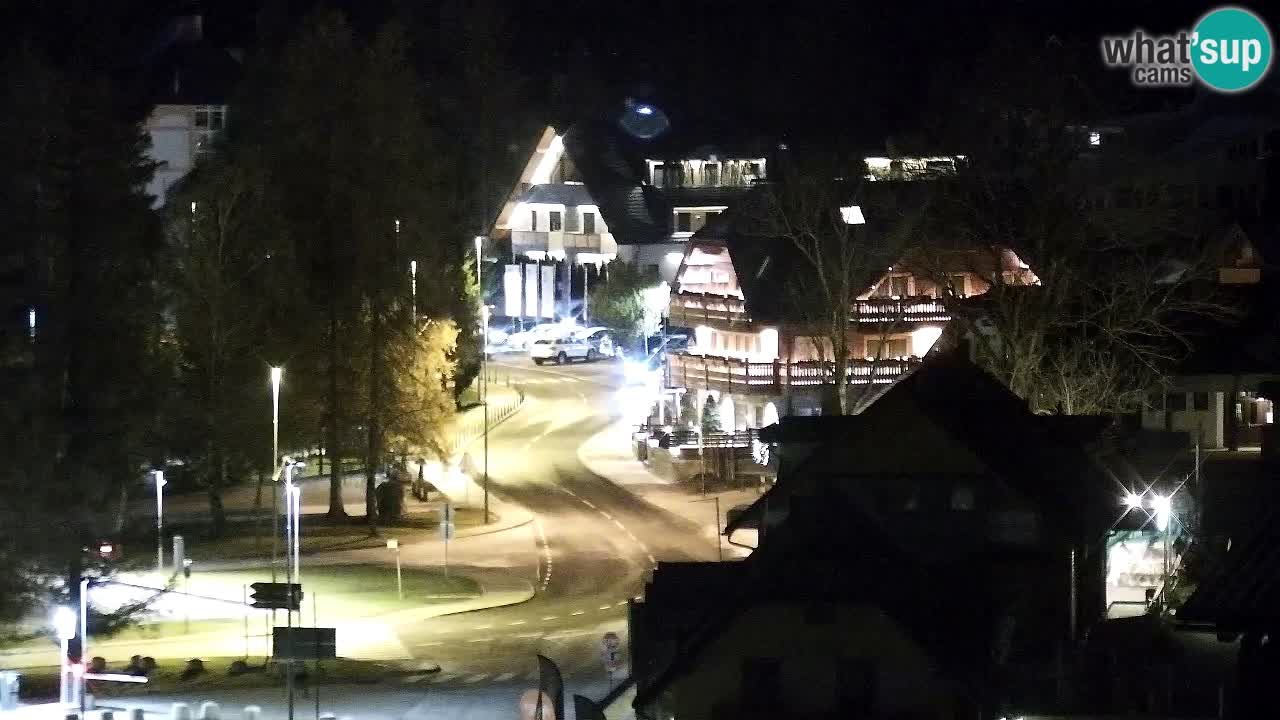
[1192,6,1273,92]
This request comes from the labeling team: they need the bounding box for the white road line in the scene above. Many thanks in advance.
[616,600,628,607]
[541,615,559,621]
[514,632,543,639]
[462,674,489,684]
[612,519,627,530]
[600,511,613,520]
[507,620,527,626]
[494,672,517,682]
[579,498,597,509]
[467,637,493,643]
[598,604,612,611]
[647,553,657,563]
[571,610,586,616]
[417,641,443,647]
[633,595,642,601]
[475,624,494,630]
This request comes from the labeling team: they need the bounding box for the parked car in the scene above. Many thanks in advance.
[530,335,600,365]
[575,327,616,357]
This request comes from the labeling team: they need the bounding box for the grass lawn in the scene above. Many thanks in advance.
[17,656,410,701]
[185,565,480,619]
[182,507,489,563]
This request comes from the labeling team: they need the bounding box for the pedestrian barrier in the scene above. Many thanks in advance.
[197,701,220,720]
[170,703,191,720]
[242,705,261,720]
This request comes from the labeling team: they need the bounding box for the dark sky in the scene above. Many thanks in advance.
[17,0,1276,144]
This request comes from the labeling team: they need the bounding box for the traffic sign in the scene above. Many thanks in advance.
[273,627,336,660]
[250,582,303,610]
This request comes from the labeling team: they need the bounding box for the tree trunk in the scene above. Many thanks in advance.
[326,309,348,519]
[365,300,383,534]
[208,453,227,539]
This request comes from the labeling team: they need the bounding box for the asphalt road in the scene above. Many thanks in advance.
[376,357,713,709]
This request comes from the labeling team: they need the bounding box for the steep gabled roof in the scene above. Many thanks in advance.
[729,353,1119,540]
[1178,502,1280,630]
[143,39,240,106]
[517,183,596,206]
[635,486,1025,712]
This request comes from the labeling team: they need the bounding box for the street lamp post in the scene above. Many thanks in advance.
[271,367,283,585]
[153,470,166,576]
[1153,494,1172,605]
[52,607,76,707]
[78,578,88,718]
[282,457,303,720]
[475,235,490,524]
[387,539,402,599]
[410,260,418,324]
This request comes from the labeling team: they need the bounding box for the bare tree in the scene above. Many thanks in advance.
[760,164,908,415]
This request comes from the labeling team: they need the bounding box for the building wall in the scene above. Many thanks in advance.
[620,242,687,284]
[651,603,953,720]
[144,104,196,207]
[1141,391,1226,449]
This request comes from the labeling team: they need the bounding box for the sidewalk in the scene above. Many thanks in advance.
[578,421,759,559]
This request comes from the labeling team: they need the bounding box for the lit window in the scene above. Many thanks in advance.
[1089,131,1102,146]
[840,205,866,225]
[550,211,562,232]
[583,212,596,234]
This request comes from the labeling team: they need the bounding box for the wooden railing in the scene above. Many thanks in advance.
[668,291,951,327]
[667,352,919,394]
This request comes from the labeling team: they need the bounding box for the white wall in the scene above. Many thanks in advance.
[144,107,195,208]
[620,242,686,284]
[1140,391,1225,448]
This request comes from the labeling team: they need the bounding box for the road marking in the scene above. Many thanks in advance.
[633,595,643,601]
[579,498,596,509]
[467,637,493,643]
[541,615,558,621]
[612,519,627,530]
[417,641,443,647]
[598,604,612,611]
[647,553,657,564]
[571,610,585,616]
[475,624,494,630]
[463,674,489,684]
[494,672,517,682]
[513,632,543,639]
[600,511,613,520]
[507,620,527,626]
[616,600,628,607]
[534,517,553,592]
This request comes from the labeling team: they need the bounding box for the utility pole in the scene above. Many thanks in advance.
[476,236,490,523]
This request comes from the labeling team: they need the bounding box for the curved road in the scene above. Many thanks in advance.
[392,357,714,699]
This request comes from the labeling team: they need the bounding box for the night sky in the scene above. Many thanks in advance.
[11,0,1276,144]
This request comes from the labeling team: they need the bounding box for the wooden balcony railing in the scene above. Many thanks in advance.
[668,291,951,327]
[667,352,920,394]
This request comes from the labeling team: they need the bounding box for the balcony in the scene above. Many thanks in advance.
[669,292,951,330]
[667,352,920,395]
[512,230,605,256]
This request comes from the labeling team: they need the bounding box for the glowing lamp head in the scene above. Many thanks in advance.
[52,606,77,640]
[153,469,166,487]
[270,366,283,387]
[1151,494,1172,531]
[1123,492,1142,511]
[635,105,654,116]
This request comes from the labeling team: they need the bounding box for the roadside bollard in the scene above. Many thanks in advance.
[242,706,261,720]
[197,701,220,720]
[171,702,192,720]
[319,713,336,720]
[85,694,97,710]
[102,711,114,720]
[129,708,145,720]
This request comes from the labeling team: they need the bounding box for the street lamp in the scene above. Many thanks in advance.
[1151,493,1173,605]
[52,606,76,706]
[270,366,283,584]
[283,458,305,588]
[475,235,490,524]
[153,470,166,576]
[410,259,418,323]
[1123,491,1142,512]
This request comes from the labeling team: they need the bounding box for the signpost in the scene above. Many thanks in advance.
[272,627,337,661]
[600,632,622,690]
[387,539,402,600]
[441,504,455,577]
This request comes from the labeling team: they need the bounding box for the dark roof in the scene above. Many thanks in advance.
[143,41,241,106]
[1178,502,1280,630]
[564,121,668,245]
[562,120,762,246]
[731,354,1120,539]
[517,183,596,206]
[636,487,1019,711]
[1177,280,1280,377]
